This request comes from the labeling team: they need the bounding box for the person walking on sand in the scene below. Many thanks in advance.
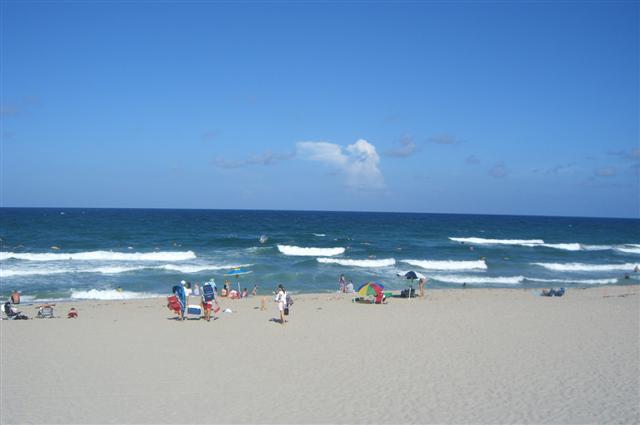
[418,277,427,298]
[275,284,287,324]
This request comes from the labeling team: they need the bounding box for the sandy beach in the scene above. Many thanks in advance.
[1,285,639,424]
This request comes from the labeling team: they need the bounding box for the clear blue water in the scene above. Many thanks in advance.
[0,208,638,301]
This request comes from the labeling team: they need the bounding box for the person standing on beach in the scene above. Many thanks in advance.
[275,284,287,324]
[339,274,346,293]
[418,277,427,298]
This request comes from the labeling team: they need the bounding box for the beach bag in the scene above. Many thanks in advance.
[284,307,289,316]
[203,283,215,302]
[286,293,294,306]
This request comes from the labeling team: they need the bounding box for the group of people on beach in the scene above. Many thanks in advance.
[169,279,294,324]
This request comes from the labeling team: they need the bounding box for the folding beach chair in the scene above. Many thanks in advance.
[36,304,55,318]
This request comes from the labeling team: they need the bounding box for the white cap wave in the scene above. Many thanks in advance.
[277,245,345,256]
[0,250,196,262]
[401,259,487,271]
[317,258,395,267]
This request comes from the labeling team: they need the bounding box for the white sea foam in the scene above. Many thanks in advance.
[89,266,148,274]
[0,250,196,262]
[316,258,396,267]
[450,237,545,245]
[313,233,326,237]
[70,289,161,300]
[450,237,621,252]
[159,263,252,273]
[434,275,524,285]
[401,259,487,271]
[0,268,70,278]
[532,243,581,251]
[616,246,640,255]
[277,245,345,256]
[526,277,619,285]
[533,262,639,272]
[581,245,614,251]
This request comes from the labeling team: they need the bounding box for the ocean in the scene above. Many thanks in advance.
[0,208,638,302]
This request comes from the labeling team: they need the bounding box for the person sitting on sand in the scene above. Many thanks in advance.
[541,288,565,297]
[242,288,248,298]
[67,307,78,318]
[345,281,354,293]
[10,289,20,304]
[220,287,228,297]
[229,289,240,299]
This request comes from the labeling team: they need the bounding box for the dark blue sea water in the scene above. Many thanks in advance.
[0,208,638,301]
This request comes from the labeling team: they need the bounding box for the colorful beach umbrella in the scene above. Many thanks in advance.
[357,282,384,297]
[224,268,253,294]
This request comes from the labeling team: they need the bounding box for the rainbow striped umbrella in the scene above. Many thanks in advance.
[357,282,384,297]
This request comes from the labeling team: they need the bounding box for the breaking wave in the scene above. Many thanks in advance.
[533,262,639,272]
[159,263,252,273]
[316,258,396,267]
[616,246,640,255]
[70,289,161,300]
[526,277,619,285]
[449,237,620,252]
[450,237,544,245]
[433,275,524,285]
[0,250,196,262]
[277,245,345,256]
[401,259,487,271]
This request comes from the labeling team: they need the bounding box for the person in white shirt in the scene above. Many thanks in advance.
[275,284,287,324]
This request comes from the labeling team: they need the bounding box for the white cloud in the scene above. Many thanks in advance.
[296,139,385,190]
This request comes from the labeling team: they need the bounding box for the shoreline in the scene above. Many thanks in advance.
[2,285,639,424]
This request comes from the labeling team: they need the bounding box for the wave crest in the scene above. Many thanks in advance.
[434,275,524,285]
[316,258,395,267]
[450,237,544,245]
[277,245,345,256]
[0,250,196,262]
[533,262,639,272]
[70,289,161,300]
[401,259,487,271]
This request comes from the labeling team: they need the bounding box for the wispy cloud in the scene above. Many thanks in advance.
[297,139,385,190]
[608,148,640,160]
[211,151,294,169]
[465,155,480,165]
[488,162,509,178]
[594,166,616,177]
[428,133,464,145]
[532,163,578,175]
[385,135,418,158]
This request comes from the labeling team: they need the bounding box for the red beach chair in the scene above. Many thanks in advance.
[167,295,182,315]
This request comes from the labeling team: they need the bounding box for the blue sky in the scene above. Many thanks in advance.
[1,1,638,218]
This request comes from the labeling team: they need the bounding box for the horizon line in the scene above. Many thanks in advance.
[0,205,637,221]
